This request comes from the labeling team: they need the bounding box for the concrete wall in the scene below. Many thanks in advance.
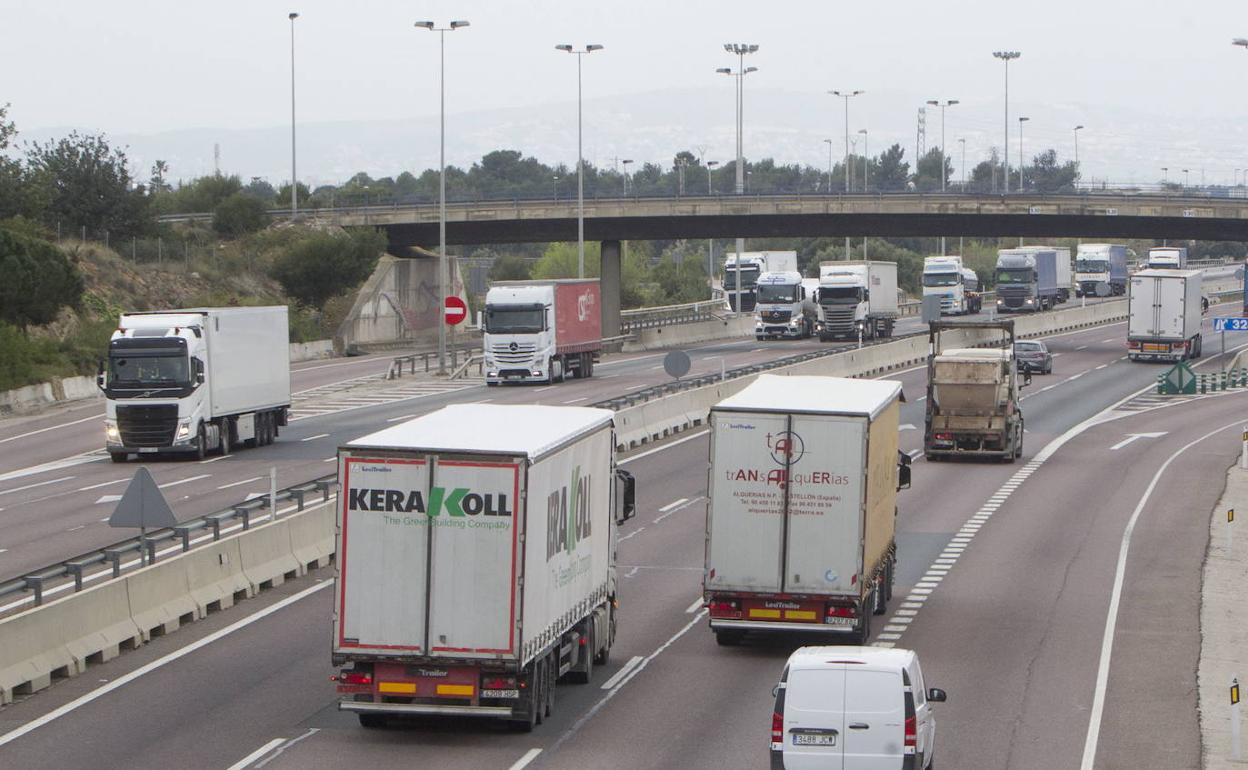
[623,316,754,352]
[335,255,469,352]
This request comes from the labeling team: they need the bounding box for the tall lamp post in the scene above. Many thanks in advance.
[993,51,1021,192]
[959,137,967,186]
[1073,124,1084,169]
[1017,116,1030,191]
[823,138,834,191]
[831,89,864,259]
[1161,167,1169,186]
[858,128,869,192]
[926,98,958,254]
[556,44,604,280]
[719,42,759,314]
[707,160,719,290]
[288,12,299,218]
[622,158,633,195]
[416,19,469,376]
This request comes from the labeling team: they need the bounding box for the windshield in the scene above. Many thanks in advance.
[756,284,799,303]
[996,268,1035,284]
[485,305,544,334]
[108,352,190,385]
[820,286,863,303]
[923,273,960,287]
[1015,342,1042,352]
[1076,259,1108,272]
[724,265,760,290]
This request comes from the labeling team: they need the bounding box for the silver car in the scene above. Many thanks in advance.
[1014,340,1053,374]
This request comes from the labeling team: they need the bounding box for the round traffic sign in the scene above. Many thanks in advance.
[444,296,467,326]
[663,350,691,379]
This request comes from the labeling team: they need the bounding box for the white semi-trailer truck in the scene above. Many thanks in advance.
[815,261,899,340]
[1127,268,1204,361]
[332,404,636,731]
[702,374,911,646]
[99,306,290,462]
[754,270,817,339]
[1075,243,1129,297]
[483,279,602,385]
[922,256,970,315]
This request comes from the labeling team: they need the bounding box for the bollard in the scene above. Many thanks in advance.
[1241,426,1248,470]
[1233,675,1242,761]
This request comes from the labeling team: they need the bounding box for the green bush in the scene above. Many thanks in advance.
[212,193,270,238]
[0,227,83,329]
[268,228,386,307]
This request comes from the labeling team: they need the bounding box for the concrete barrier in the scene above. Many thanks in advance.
[238,519,303,589]
[126,557,200,641]
[62,580,142,669]
[183,538,254,616]
[290,339,334,363]
[623,316,754,352]
[288,504,335,571]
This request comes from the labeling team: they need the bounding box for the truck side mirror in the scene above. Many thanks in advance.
[897,451,912,490]
[616,469,636,524]
[193,358,205,385]
[96,360,105,390]
[927,687,947,703]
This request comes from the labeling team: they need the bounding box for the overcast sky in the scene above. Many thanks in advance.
[5,1,1246,184]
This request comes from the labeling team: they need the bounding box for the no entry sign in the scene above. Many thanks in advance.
[444,296,467,326]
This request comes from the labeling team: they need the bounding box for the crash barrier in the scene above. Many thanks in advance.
[604,298,1135,451]
[623,315,755,352]
[289,339,334,362]
[0,494,338,705]
[388,346,482,378]
[620,298,728,333]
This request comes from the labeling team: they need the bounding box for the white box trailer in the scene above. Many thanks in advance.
[332,404,636,730]
[703,375,910,646]
[1128,269,1205,361]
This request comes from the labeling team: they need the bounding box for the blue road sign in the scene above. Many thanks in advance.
[1214,317,1248,332]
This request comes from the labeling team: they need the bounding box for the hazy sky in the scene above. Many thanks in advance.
[5,1,1245,182]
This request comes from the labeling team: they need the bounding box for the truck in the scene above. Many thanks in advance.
[332,404,636,730]
[1146,247,1188,270]
[703,374,911,646]
[1052,247,1073,303]
[1127,269,1205,361]
[724,251,798,312]
[962,267,983,313]
[922,255,975,315]
[994,248,1059,312]
[98,306,291,462]
[754,271,817,339]
[1075,243,1129,297]
[483,279,601,385]
[923,320,1027,462]
[815,260,899,341]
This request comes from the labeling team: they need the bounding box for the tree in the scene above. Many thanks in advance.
[149,160,171,195]
[212,193,270,237]
[274,181,309,208]
[0,227,82,329]
[25,131,149,237]
[1023,149,1079,193]
[0,104,30,220]
[873,144,910,192]
[912,148,954,192]
[488,253,533,282]
[532,241,601,279]
[243,177,277,202]
[269,228,386,307]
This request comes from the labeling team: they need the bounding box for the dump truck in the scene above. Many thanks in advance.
[703,374,912,646]
[923,320,1028,462]
[332,404,636,731]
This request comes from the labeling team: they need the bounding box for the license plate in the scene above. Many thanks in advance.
[824,616,855,626]
[793,733,837,746]
[480,689,519,699]
[138,447,158,453]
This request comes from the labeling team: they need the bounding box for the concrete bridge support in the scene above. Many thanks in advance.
[601,239,621,349]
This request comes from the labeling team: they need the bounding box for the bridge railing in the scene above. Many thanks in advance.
[620,298,728,332]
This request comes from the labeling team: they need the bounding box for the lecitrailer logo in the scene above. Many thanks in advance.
[348,486,512,518]
[547,465,592,560]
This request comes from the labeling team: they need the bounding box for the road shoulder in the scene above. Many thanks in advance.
[1200,460,1246,769]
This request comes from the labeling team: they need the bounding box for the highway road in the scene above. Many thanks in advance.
[1,289,1245,769]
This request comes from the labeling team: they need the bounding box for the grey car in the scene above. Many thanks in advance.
[1014,340,1052,374]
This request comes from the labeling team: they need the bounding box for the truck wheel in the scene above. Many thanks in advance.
[872,574,888,616]
[534,659,547,725]
[584,355,594,378]
[194,426,207,461]
[568,624,594,684]
[358,714,385,729]
[858,599,873,643]
[219,420,233,456]
[594,610,612,666]
[714,629,745,646]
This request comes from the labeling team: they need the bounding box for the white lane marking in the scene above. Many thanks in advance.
[0,476,75,496]
[299,433,330,442]
[507,749,543,770]
[1065,372,1085,382]
[659,498,688,513]
[385,413,418,423]
[907,449,923,459]
[1095,364,1108,370]
[597,373,622,379]
[624,566,639,578]
[198,454,231,464]
[1076,345,1089,351]
[67,524,85,532]
[0,549,7,555]
[549,610,708,753]
[600,656,645,690]
[1080,419,1244,769]
[157,474,210,489]
[95,494,123,504]
[1051,352,1063,357]
[916,395,928,402]
[0,580,333,748]
[1101,338,1118,343]
[685,597,705,614]
[619,430,709,465]
[253,727,320,768]
[226,739,285,770]
[218,476,264,490]
[470,398,494,404]
[534,386,558,392]
[562,397,589,404]
[653,496,702,523]
[618,527,645,541]
[78,478,128,491]
[323,457,337,463]
[876,633,902,641]
[0,413,102,444]
[899,424,917,431]
[1109,431,1167,451]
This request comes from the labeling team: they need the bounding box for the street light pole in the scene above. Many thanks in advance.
[1018,116,1030,191]
[927,99,958,254]
[993,51,1021,192]
[707,159,719,292]
[831,89,863,259]
[622,159,633,195]
[1073,124,1084,170]
[858,129,868,192]
[288,12,299,218]
[417,19,470,376]
[823,138,834,191]
[556,44,604,280]
[959,138,967,186]
[720,43,759,315]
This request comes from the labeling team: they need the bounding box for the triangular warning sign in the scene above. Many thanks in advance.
[108,467,179,530]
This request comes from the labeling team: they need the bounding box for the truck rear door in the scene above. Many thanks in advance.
[1129,276,1158,337]
[706,410,788,593]
[783,415,864,594]
[1157,276,1186,339]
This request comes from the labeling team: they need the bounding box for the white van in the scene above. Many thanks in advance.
[770,647,946,770]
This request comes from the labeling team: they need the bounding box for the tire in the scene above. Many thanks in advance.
[194,426,207,461]
[568,625,594,684]
[219,420,232,456]
[110,452,128,464]
[885,557,895,601]
[872,574,888,616]
[584,355,594,378]
[534,659,546,725]
[714,629,745,646]
[358,714,385,729]
[594,608,611,666]
[858,598,873,643]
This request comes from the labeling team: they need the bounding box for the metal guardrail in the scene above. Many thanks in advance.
[620,298,728,332]
[388,346,482,378]
[0,475,338,609]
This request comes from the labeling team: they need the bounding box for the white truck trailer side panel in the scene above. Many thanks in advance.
[867,262,900,316]
[520,427,613,661]
[205,306,290,415]
[337,456,433,654]
[706,411,790,593]
[783,414,866,593]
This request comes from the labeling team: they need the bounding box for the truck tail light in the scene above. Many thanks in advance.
[934,432,952,441]
[339,672,373,685]
[825,604,857,619]
[482,676,516,690]
[1127,340,1140,350]
[771,710,784,744]
[708,598,740,617]
[904,715,917,747]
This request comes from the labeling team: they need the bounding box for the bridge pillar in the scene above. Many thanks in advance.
[600,239,622,349]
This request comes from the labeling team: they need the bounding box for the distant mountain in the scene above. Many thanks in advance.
[19,87,1247,189]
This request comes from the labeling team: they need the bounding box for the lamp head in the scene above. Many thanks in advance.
[289,12,299,20]
[556,44,573,52]
[1019,116,1030,122]
[744,66,758,74]
[716,67,732,74]
[948,99,959,106]
[993,50,1021,60]
[926,99,938,106]
[450,20,470,29]
[415,20,434,29]
[1234,38,1248,47]
[1074,124,1084,130]
[586,44,603,52]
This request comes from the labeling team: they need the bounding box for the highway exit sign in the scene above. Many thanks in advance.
[1214,317,1248,332]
